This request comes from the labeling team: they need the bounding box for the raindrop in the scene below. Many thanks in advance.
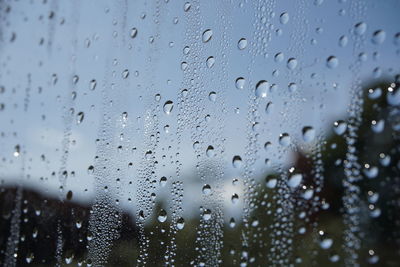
[287,58,298,70]
[159,176,167,187]
[368,87,382,99]
[14,145,20,157]
[255,80,269,98]
[288,173,302,188]
[387,84,400,106]
[209,92,217,102]
[202,29,213,43]
[76,112,84,124]
[231,194,239,204]
[238,38,248,50]
[122,69,129,79]
[326,56,339,69]
[235,77,246,90]
[354,22,367,36]
[372,30,386,44]
[339,35,348,47]
[206,56,215,68]
[177,217,185,230]
[158,209,167,223]
[130,27,138,38]
[279,133,291,146]
[363,164,378,179]
[371,119,384,133]
[280,12,289,24]
[302,126,315,142]
[202,184,211,195]
[206,145,215,157]
[266,176,277,189]
[274,52,284,62]
[232,156,242,168]
[89,79,97,90]
[183,2,191,12]
[202,209,212,220]
[163,100,174,114]
[333,120,347,135]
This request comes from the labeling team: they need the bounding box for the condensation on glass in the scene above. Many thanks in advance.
[0,0,399,266]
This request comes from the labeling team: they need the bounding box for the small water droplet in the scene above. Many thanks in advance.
[206,145,215,157]
[76,112,84,124]
[209,92,217,102]
[202,209,212,220]
[287,58,298,70]
[354,22,367,36]
[231,193,239,204]
[177,217,185,230]
[372,30,386,44]
[202,184,211,195]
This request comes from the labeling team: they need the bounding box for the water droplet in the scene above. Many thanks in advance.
[274,52,284,62]
[208,92,217,102]
[183,2,191,12]
[371,119,384,133]
[177,217,185,230]
[159,176,167,187]
[279,133,291,146]
[266,176,277,189]
[368,87,382,99]
[288,83,297,92]
[202,184,211,195]
[235,77,246,90]
[231,193,239,204]
[206,56,215,68]
[122,69,129,79]
[76,112,84,124]
[13,145,20,157]
[237,38,248,50]
[158,209,167,222]
[387,84,400,106]
[232,156,242,168]
[255,80,268,98]
[202,209,212,220]
[87,165,94,174]
[302,126,315,142]
[363,164,378,179]
[287,58,298,70]
[202,29,213,43]
[280,12,289,24]
[339,35,348,47]
[354,22,367,36]
[90,79,97,90]
[319,233,333,249]
[326,56,339,69]
[163,100,174,114]
[288,173,302,188]
[333,120,347,135]
[206,145,215,157]
[372,30,386,44]
[130,28,138,38]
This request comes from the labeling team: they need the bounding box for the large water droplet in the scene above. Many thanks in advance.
[202,29,213,43]
[354,22,367,35]
[237,38,248,50]
[288,173,302,188]
[255,80,268,98]
[236,77,245,90]
[302,126,315,142]
[333,120,347,135]
[279,133,291,146]
[232,156,242,168]
[206,56,215,68]
[326,56,339,69]
[280,12,289,24]
[287,58,298,70]
[163,100,174,114]
[202,184,211,195]
[158,209,167,223]
[372,30,386,44]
